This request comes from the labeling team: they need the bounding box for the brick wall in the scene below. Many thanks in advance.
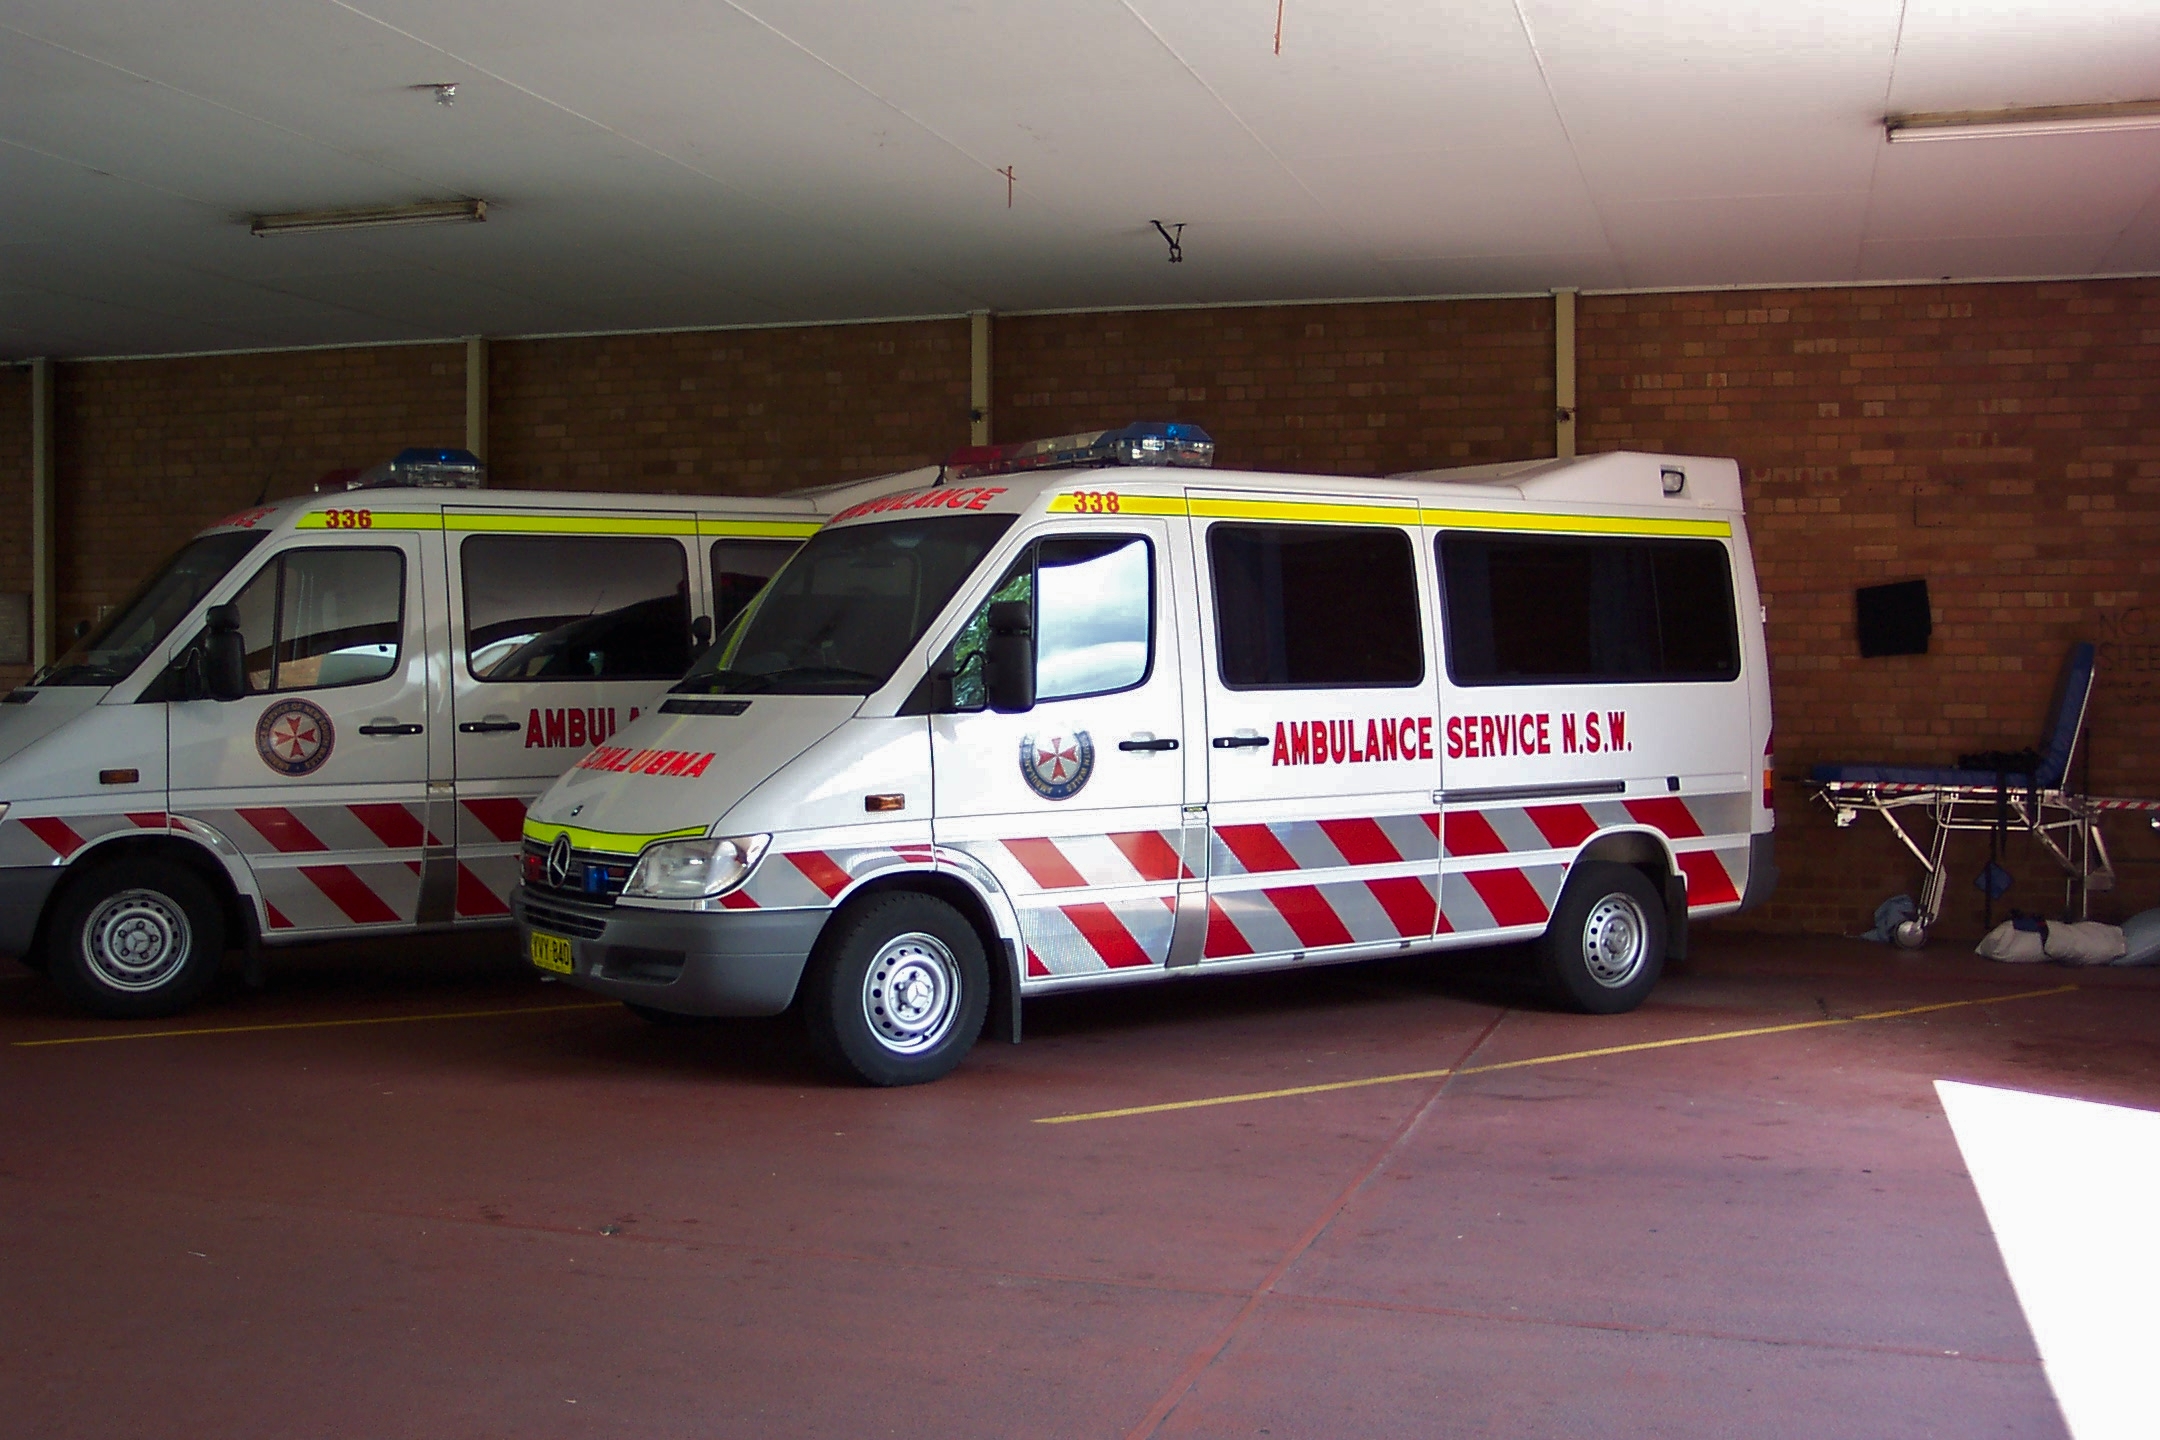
[1577,282,2160,936]
[488,321,972,495]
[996,299,1552,472]
[16,280,2157,937]
[0,366,29,691]
[53,344,464,633]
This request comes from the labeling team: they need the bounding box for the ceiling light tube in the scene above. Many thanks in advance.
[251,199,486,236]
[1885,100,2160,143]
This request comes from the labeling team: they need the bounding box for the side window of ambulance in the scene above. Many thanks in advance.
[947,535,1154,707]
[463,536,692,682]
[1208,524,1423,688]
[710,539,796,633]
[1438,533,1740,684]
[226,547,404,694]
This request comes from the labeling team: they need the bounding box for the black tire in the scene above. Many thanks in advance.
[44,858,226,1019]
[801,892,988,1086]
[1535,861,1666,1014]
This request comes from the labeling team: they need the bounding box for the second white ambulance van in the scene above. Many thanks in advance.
[516,424,1776,1084]
[0,449,917,1017]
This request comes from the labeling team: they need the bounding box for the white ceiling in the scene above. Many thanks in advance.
[4,0,2159,359]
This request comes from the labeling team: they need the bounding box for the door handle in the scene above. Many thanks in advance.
[359,721,424,737]
[1211,735,1269,749]
[1118,737,1179,753]
[459,720,523,735]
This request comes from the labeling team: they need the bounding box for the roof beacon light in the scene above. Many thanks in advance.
[322,447,487,492]
[945,422,1213,480]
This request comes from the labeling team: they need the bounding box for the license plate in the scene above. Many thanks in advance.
[530,930,574,975]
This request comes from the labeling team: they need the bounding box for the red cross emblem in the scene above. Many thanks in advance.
[255,698,336,776]
[268,714,321,763]
[1018,730,1093,800]
[1033,737,1079,783]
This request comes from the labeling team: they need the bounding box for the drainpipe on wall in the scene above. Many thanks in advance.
[465,336,489,477]
[30,357,55,669]
[1553,288,1577,460]
[969,311,992,447]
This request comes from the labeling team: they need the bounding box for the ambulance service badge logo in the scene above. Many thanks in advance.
[255,698,335,777]
[1019,731,1094,801]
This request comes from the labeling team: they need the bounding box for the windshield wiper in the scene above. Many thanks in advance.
[673,664,882,695]
[672,668,775,695]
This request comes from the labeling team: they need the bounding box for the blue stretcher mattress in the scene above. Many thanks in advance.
[1810,642,2095,791]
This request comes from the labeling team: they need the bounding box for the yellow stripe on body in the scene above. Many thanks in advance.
[444,512,699,536]
[521,817,709,857]
[1188,496,1424,526]
[1420,507,1732,538]
[1045,493,1192,518]
[1047,490,1735,538]
[292,511,442,531]
[698,518,822,539]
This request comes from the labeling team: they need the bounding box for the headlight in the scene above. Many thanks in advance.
[622,834,770,900]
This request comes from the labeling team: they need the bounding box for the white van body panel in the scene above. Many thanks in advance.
[0,470,916,972]
[514,450,1774,1023]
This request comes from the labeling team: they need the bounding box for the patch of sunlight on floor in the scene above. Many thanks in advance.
[1938,1079,2160,1440]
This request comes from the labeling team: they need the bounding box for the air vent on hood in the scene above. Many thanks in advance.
[660,697,751,717]
[2,689,35,705]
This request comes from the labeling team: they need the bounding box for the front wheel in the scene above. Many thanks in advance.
[802,892,988,1086]
[1535,861,1666,1014]
[45,859,226,1019]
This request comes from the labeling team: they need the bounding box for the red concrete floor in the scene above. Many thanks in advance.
[2,925,2152,1439]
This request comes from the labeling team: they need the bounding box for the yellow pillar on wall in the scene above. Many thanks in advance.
[969,312,991,447]
[30,357,55,669]
[1553,289,1577,460]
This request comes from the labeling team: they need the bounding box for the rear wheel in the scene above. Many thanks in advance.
[802,892,987,1086]
[1535,861,1665,1014]
[45,859,226,1019]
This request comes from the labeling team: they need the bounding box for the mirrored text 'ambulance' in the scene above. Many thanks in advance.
[0,449,920,1016]
[516,426,1777,1084]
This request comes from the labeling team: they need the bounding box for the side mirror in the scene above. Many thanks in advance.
[691,615,714,648]
[72,619,91,640]
[983,600,1035,715]
[203,603,248,702]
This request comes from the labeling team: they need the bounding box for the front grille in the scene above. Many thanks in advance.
[521,840,631,902]
[599,947,687,983]
[520,892,611,940]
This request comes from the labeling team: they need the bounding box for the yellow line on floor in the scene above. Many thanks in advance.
[1033,985,2079,1125]
[11,1001,619,1048]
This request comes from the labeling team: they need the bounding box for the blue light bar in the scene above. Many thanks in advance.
[945,422,1214,479]
[330,446,487,491]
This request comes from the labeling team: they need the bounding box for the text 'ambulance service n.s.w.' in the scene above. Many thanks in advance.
[514,424,1777,1085]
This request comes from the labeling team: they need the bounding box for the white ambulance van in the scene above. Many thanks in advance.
[514,424,1776,1085]
[0,448,920,1017]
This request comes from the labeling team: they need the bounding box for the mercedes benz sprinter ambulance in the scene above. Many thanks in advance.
[515,424,1776,1085]
[0,448,918,1017]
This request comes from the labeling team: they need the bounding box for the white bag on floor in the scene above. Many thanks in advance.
[2043,920,2128,965]
[1976,922,2048,963]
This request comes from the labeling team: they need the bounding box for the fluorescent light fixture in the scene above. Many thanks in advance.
[251,199,486,236]
[1886,99,2160,143]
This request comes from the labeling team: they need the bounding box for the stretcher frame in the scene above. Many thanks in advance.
[1809,643,2160,946]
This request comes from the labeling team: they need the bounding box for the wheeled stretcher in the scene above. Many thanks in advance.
[1809,643,2160,947]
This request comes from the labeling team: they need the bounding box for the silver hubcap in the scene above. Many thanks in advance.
[861,931,960,1056]
[1580,892,1649,988]
[81,889,192,992]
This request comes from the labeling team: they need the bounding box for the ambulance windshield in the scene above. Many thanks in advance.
[33,531,268,688]
[675,514,1014,696]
